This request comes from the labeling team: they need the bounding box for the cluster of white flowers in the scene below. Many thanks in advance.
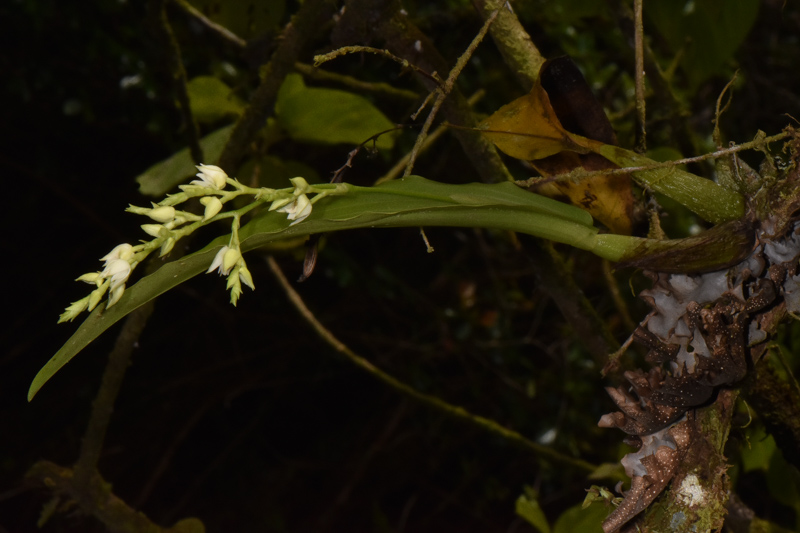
[59,165,336,323]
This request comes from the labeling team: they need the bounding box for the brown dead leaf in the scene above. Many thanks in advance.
[481,57,638,235]
[479,75,588,160]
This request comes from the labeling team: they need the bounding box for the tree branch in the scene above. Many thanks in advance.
[217,0,335,172]
[266,256,600,474]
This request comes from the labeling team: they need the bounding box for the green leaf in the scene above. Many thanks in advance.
[33,176,646,400]
[552,503,606,533]
[647,0,759,89]
[187,76,245,124]
[591,142,744,224]
[275,73,397,150]
[515,493,551,533]
[135,125,234,197]
[741,425,776,473]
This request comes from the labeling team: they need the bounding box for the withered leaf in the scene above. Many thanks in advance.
[481,58,637,235]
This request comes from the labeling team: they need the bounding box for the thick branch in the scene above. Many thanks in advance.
[471,0,545,91]
[27,461,202,533]
[217,0,334,172]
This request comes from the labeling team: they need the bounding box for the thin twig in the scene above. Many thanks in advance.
[602,259,636,333]
[375,90,485,185]
[403,8,499,177]
[171,0,247,49]
[295,62,421,101]
[314,46,442,85]
[512,130,791,188]
[633,0,646,153]
[266,256,598,473]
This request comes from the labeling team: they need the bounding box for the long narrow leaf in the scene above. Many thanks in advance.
[30,176,637,400]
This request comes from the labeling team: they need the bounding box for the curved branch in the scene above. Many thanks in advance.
[266,256,599,473]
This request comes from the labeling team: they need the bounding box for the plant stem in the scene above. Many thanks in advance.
[266,256,600,473]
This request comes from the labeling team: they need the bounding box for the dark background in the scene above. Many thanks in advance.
[3,1,800,531]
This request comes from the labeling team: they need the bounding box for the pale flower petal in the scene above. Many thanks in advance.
[101,243,134,264]
[141,224,165,238]
[102,259,132,290]
[200,196,223,220]
[277,193,312,226]
[222,247,241,274]
[148,205,176,223]
[207,246,229,274]
[192,164,228,189]
[239,264,255,290]
[107,283,126,307]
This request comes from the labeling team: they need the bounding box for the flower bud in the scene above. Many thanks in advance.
[59,296,91,323]
[238,264,255,290]
[289,176,310,193]
[148,205,176,223]
[200,196,223,220]
[141,224,166,238]
[159,237,176,257]
[222,247,241,274]
[76,272,102,285]
[87,288,104,312]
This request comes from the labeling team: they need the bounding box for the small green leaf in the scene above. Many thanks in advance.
[515,493,551,533]
[552,503,606,533]
[187,76,245,124]
[276,73,396,150]
[135,125,233,197]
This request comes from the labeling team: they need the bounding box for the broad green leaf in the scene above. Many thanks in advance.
[647,0,759,89]
[515,493,551,533]
[741,425,776,473]
[32,176,641,400]
[552,503,606,533]
[275,73,396,150]
[135,125,233,197]
[187,76,245,124]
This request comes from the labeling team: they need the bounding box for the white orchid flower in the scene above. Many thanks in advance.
[192,164,228,189]
[101,259,132,290]
[277,193,312,226]
[207,246,241,276]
